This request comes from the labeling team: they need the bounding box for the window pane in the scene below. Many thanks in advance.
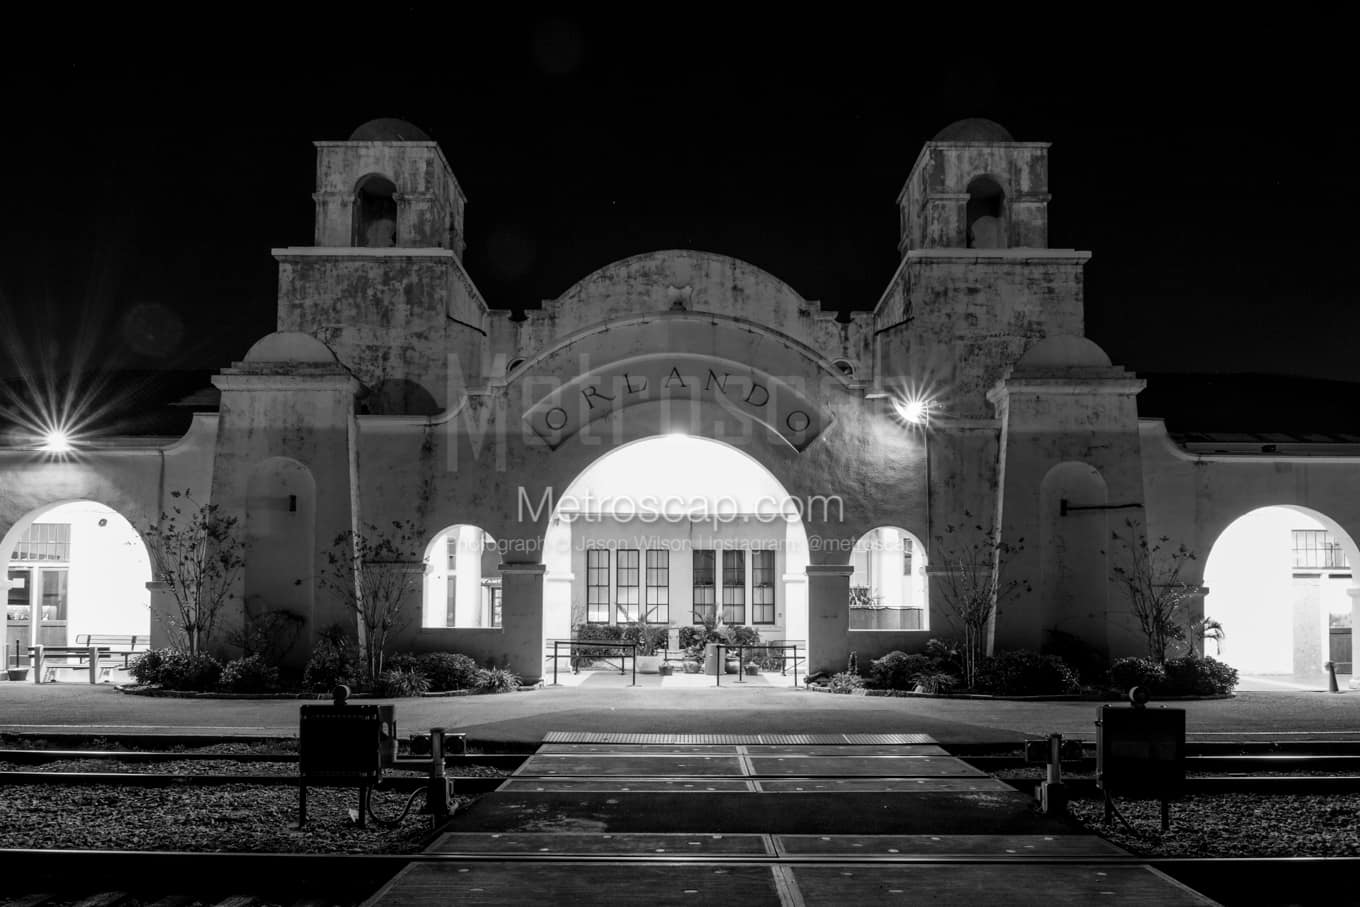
[587,549,611,623]
[616,549,640,623]
[692,550,715,624]
[40,568,67,621]
[645,549,669,623]
[722,550,745,625]
[751,549,775,624]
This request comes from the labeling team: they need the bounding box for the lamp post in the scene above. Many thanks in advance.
[893,397,934,553]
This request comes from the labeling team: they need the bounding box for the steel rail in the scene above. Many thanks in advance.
[0,771,507,794]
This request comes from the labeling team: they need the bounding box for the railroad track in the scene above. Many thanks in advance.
[2,849,1360,907]
[3,736,1360,906]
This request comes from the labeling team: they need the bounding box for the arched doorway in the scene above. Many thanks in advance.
[1204,506,1358,678]
[421,526,503,630]
[849,526,927,631]
[2,501,151,671]
[541,435,811,664]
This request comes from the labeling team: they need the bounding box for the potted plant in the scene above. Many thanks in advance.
[627,619,665,674]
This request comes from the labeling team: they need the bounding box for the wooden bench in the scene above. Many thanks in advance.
[75,634,149,668]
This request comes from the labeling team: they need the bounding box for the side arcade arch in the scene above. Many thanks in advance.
[0,499,151,670]
[1204,505,1359,677]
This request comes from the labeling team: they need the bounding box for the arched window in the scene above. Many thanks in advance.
[354,174,397,248]
[965,175,1005,249]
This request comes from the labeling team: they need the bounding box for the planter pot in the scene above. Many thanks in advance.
[637,655,662,675]
[7,668,29,682]
[725,659,739,674]
[657,663,674,676]
[744,665,761,675]
[683,660,702,674]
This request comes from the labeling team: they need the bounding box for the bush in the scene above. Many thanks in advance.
[912,671,961,694]
[156,652,223,691]
[129,648,174,686]
[416,652,480,691]
[1109,656,1167,694]
[972,650,1080,696]
[573,623,626,658]
[374,668,432,697]
[475,667,520,693]
[828,671,864,694]
[724,625,762,647]
[1163,654,1238,696]
[869,652,934,690]
[218,655,281,693]
[302,626,363,692]
[1043,629,1109,687]
[621,623,669,655]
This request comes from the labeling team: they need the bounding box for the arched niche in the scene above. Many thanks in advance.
[2,500,151,661]
[966,174,1006,249]
[244,458,315,662]
[353,173,397,248]
[1204,505,1358,677]
[1039,461,1109,651]
[849,526,928,631]
[423,525,503,629]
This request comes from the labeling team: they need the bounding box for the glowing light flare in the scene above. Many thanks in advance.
[40,428,73,453]
[892,396,935,425]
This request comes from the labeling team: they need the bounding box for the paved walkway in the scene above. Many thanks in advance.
[2,678,1358,746]
[366,733,1214,906]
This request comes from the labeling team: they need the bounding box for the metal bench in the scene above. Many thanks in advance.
[28,645,113,684]
[74,634,149,668]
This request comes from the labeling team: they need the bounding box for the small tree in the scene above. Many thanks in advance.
[143,490,245,656]
[1109,519,1200,663]
[325,521,424,681]
[931,514,1029,689]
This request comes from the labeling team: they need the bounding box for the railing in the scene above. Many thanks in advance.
[714,644,803,687]
[547,640,638,686]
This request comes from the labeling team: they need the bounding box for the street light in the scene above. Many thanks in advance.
[40,429,73,453]
[892,395,934,425]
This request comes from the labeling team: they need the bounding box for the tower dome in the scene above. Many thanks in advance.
[348,118,432,142]
[932,118,1014,143]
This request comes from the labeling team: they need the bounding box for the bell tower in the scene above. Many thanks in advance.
[311,117,467,257]
[897,117,1051,255]
[274,118,488,415]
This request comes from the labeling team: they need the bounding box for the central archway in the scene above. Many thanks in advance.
[541,434,811,671]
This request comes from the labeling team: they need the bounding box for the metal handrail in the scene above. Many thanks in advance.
[714,644,802,687]
[549,639,638,686]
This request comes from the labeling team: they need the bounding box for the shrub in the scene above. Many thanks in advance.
[621,622,669,655]
[828,672,864,694]
[869,652,934,690]
[1109,656,1167,694]
[218,654,281,693]
[1043,629,1109,687]
[1163,655,1238,696]
[972,650,1080,696]
[129,648,174,686]
[155,652,223,691]
[924,638,964,674]
[374,668,432,697]
[416,652,480,691]
[573,623,626,658]
[475,667,520,693]
[724,625,762,647]
[302,625,362,692]
[912,671,961,694]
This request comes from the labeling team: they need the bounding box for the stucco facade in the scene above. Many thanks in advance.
[3,116,1358,685]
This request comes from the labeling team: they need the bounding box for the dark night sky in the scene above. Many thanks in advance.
[0,15,1353,411]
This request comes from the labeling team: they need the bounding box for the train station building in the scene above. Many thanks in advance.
[2,117,1356,684]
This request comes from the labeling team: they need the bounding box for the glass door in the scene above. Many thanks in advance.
[6,568,31,665]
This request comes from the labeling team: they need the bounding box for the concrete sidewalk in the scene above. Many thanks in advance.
[2,680,1358,746]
